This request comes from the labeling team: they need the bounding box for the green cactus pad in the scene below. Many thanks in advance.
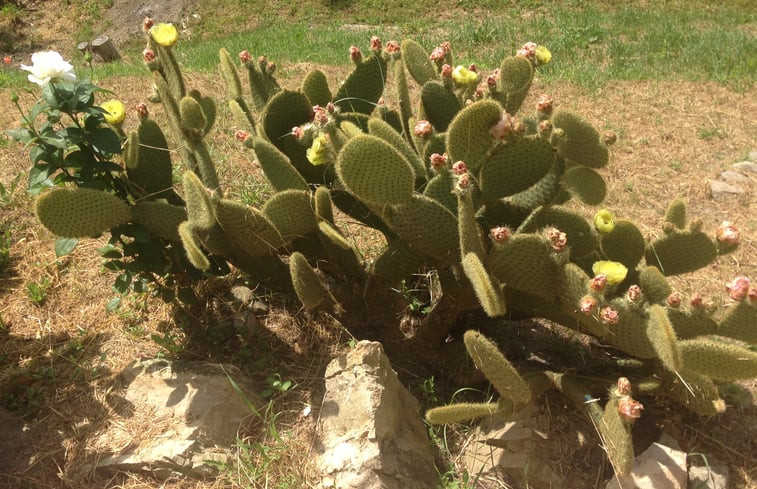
[252,138,309,192]
[425,402,501,425]
[228,99,255,133]
[475,200,531,232]
[262,190,317,241]
[401,39,438,86]
[518,205,598,259]
[664,198,687,229]
[447,100,501,172]
[219,48,243,100]
[647,304,683,372]
[552,110,609,168]
[371,241,422,286]
[599,399,635,477]
[216,199,285,256]
[422,133,447,170]
[557,264,609,338]
[131,201,187,243]
[316,221,364,279]
[600,220,645,270]
[479,136,555,202]
[638,266,672,304]
[604,299,657,359]
[395,60,414,145]
[462,252,506,317]
[645,229,717,276]
[246,60,280,112]
[183,171,216,232]
[488,234,557,300]
[35,188,130,238]
[178,221,210,270]
[463,330,531,404]
[423,170,456,214]
[496,56,533,115]
[261,90,322,182]
[330,190,395,239]
[179,95,207,140]
[336,134,415,206]
[339,120,363,139]
[508,158,565,211]
[664,369,725,415]
[189,90,216,135]
[314,186,334,224]
[421,81,461,133]
[125,119,176,201]
[718,301,757,344]
[458,192,486,259]
[561,166,606,205]
[289,251,333,310]
[667,308,717,340]
[301,68,332,107]
[387,194,460,264]
[334,54,387,115]
[368,117,426,179]
[679,338,757,381]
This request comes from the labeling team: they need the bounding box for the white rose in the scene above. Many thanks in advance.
[21,51,76,87]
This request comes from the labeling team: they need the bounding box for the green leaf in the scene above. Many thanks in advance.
[105,297,121,312]
[5,127,34,142]
[90,127,122,154]
[54,237,78,257]
[98,244,122,259]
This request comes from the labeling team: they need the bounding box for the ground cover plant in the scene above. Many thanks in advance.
[0,1,755,488]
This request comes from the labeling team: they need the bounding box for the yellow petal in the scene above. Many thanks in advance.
[100,99,125,125]
[151,23,179,48]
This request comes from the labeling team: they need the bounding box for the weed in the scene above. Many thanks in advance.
[0,172,22,208]
[697,123,728,140]
[26,276,52,305]
[668,160,684,171]
[0,229,10,273]
[392,278,431,315]
[261,373,294,398]
[237,177,273,207]
[151,330,185,357]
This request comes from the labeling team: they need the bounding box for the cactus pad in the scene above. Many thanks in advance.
[561,166,606,205]
[252,138,309,192]
[401,39,438,86]
[368,117,425,179]
[479,136,555,201]
[447,100,501,171]
[462,252,506,317]
[647,304,683,372]
[178,221,210,270]
[387,194,460,264]
[552,110,609,168]
[464,330,530,404]
[488,234,557,300]
[679,338,757,381]
[334,54,387,115]
[421,81,461,133]
[262,190,317,241]
[645,229,717,276]
[718,301,757,344]
[35,188,130,238]
[496,56,533,115]
[600,220,645,270]
[289,251,333,310]
[301,68,332,107]
[425,402,501,425]
[216,199,284,256]
[131,201,187,242]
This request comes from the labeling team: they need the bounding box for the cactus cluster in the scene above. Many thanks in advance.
[28,28,756,478]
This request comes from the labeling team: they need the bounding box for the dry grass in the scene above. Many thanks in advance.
[1,53,755,489]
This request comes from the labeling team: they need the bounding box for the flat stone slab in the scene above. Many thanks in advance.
[93,359,261,479]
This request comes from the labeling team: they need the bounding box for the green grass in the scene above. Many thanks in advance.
[1,1,754,90]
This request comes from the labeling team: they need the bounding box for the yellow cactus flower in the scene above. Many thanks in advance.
[592,261,628,285]
[451,65,478,87]
[535,45,552,65]
[150,23,179,48]
[593,209,615,234]
[306,132,331,166]
[100,99,125,125]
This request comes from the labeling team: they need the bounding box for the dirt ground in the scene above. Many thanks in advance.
[1,1,756,488]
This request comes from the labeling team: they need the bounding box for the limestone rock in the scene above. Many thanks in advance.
[93,359,262,479]
[732,161,757,175]
[689,463,729,489]
[718,170,750,185]
[707,179,744,199]
[314,341,437,489]
[605,436,687,489]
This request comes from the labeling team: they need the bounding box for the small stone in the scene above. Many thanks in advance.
[747,150,757,162]
[605,437,687,489]
[732,161,757,175]
[230,285,254,304]
[250,300,268,314]
[707,180,744,199]
[688,464,728,489]
[719,170,751,185]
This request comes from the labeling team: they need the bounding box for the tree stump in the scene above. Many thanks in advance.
[77,36,121,63]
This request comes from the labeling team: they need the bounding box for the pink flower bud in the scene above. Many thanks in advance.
[617,397,643,422]
[627,285,642,302]
[537,94,553,114]
[617,377,632,396]
[239,50,252,63]
[474,88,484,100]
[142,17,154,32]
[135,102,149,119]
[579,296,597,315]
[452,161,467,175]
[726,276,750,301]
[716,221,739,247]
[142,49,156,62]
[486,74,497,88]
[370,36,382,51]
[690,293,704,308]
[538,120,553,137]
[468,63,478,73]
[258,55,268,66]
[326,101,336,114]
[600,306,619,324]
[590,274,608,292]
[385,40,400,54]
[666,292,682,308]
[349,46,362,62]
[430,46,445,62]
[603,131,617,145]
[441,41,452,54]
[513,121,526,135]
[517,42,537,59]
[235,130,250,142]
[291,126,304,139]
[266,62,276,74]
[441,64,452,78]
[429,153,447,169]
[456,173,470,191]
[545,227,568,251]
[414,120,432,137]
[3,55,11,65]
[490,111,514,140]
[312,105,329,125]
[490,226,512,243]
